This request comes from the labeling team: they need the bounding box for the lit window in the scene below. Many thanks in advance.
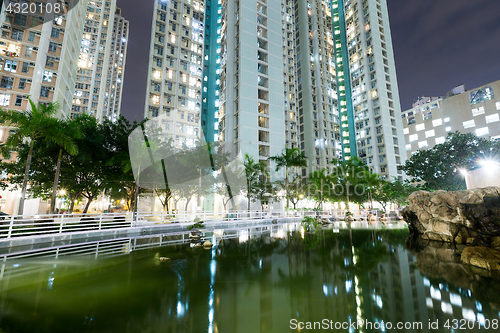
[403,128,409,134]
[432,119,442,127]
[472,107,485,116]
[418,140,428,148]
[445,126,451,132]
[463,120,475,129]
[496,102,500,110]
[0,94,10,106]
[406,144,411,151]
[475,127,489,136]
[409,134,418,142]
[485,113,499,124]
[416,124,425,131]
[435,137,445,145]
[444,117,450,122]
[425,130,435,138]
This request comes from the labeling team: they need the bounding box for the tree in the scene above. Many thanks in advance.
[250,178,277,211]
[308,168,330,210]
[401,131,500,191]
[277,177,307,210]
[244,154,268,211]
[329,157,369,208]
[373,179,417,212]
[268,148,307,210]
[364,171,383,210]
[0,98,78,215]
[49,118,83,214]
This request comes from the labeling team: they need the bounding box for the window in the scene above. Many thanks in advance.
[4,60,17,73]
[463,120,475,129]
[403,128,409,134]
[472,107,485,116]
[469,86,494,105]
[406,144,411,151]
[43,71,53,82]
[28,31,36,42]
[475,127,489,136]
[445,126,451,132]
[11,29,23,40]
[40,86,50,97]
[25,47,33,57]
[0,94,10,106]
[485,113,500,124]
[18,78,27,89]
[51,28,60,38]
[409,134,418,142]
[432,118,442,127]
[496,102,500,110]
[14,95,22,106]
[22,62,29,73]
[444,117,450,122]
[416,124,425,131]
[46,57,55,67]
[0,77,14,89]
[418,141,428,148]
[14,14,27,26]
[425,130,435,138]
[48,42,58,53]
[435,137,445,145]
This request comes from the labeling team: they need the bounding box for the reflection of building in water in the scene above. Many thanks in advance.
[368,245,430,332]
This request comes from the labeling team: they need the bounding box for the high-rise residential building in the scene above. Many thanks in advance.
[402,80,500,158]
[334,0,406,179]
[102,8,129,122]
[72,0,129,121]
[144,0,204,149]
[146,0,405,180]
[0,0,88,119]
[0,0,88,215]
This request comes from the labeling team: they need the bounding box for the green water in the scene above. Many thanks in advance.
[0,223,499,332]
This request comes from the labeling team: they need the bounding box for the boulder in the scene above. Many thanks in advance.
[461,247,500,271]
[203,241,213,247]
[403,187,500,244]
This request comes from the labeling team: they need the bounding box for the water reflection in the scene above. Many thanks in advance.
[0,223,498,332]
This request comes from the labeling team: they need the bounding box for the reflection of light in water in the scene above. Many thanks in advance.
[208,235,217,333]
[426,298,433,308]
[259,259,262,269]
[177,301,184,316]
[476,301,483,312]
[323,285,328,296]
[238,230,249,243]
[334,287,338,295]
[450,293,462,306]
[478,313,486,325]
[300,227,305,239]
[345,280,352,293]
[371,294,383,309]
[423,277,430,287]
[463,308,476,322]
[441,302,453,314]
[430,286,441,300]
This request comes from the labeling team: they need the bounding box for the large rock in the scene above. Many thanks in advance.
[403,187,500,244]
[461,247,500,271]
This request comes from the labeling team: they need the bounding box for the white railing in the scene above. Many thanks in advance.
[0,209,404,240]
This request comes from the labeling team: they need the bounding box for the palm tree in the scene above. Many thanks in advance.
[0,98,77,216]
[49,117,83,214]
[364,171,383,211]
[244,154,268,211]
[268,148,308,210]
[308,168,330,210]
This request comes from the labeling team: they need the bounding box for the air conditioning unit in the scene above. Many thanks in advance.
[0,41,6,46]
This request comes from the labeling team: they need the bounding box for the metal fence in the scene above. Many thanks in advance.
[0,209,403,240]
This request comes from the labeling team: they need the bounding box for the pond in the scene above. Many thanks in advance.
[0,223,499,332]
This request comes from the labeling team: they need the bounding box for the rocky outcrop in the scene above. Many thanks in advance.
[402,187,500,245]
[461,247,500,271]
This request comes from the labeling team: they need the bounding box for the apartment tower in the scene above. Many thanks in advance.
[71,0,129,121]
[144,0,205,148]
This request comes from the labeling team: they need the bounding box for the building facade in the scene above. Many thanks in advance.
[71,0,129,121]
[145,0,405,180]
[144,0,205,148]
[402,80,500,158]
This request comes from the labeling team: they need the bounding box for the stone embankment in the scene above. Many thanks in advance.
[402,187,500,271]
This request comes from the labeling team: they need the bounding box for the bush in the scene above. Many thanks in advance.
[187,221,205,231]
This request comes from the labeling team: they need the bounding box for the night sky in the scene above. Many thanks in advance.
[117,0,500,121]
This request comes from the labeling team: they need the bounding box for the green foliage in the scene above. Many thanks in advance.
[400,131,500,191]
[373,178,417,211]
[301,215,320,232]
[187,221,205,230]
[243,154,269,210]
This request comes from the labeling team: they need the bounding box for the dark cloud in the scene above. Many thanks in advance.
[388,0,500,109]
